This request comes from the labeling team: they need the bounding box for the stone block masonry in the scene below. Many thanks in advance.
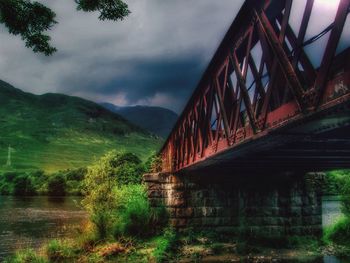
[143,171,322,238]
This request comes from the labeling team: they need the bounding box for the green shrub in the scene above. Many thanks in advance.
[3,171,18,182]
[65,167,87,181]
[82,150,166,241]
[112,152,145,186]
[112,152,142,167]
[114,162,145,185]
[47,174,67,196]
[327,170,350,215]
[113,184,152,237]
[13,175,36,196]
[66,180,83,195]
[324,170,350,246]
[324,216,350,245]
[145,153,162,173]
[338,171,350,216]
[153,228,177,263]
[4,249,47,263]
[29,170,47,192]
[112,184,168,238]
[0,181,13,195]
[82,151,152,239]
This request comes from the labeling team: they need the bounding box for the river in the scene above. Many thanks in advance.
[0,196,87,260]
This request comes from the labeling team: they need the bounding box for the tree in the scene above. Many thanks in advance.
[0,0,130,55]
[112,152,145,185]
[82,151,119,239]
[13,174,36,196]
[48,173,67,196]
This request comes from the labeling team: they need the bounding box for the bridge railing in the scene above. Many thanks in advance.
[160,0,350,172]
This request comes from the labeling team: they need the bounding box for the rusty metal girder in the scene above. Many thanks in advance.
[160,0,350,172]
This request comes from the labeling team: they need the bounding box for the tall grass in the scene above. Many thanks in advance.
[113,184,168,238]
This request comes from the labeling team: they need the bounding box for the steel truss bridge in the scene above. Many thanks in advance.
[160,0,350,173]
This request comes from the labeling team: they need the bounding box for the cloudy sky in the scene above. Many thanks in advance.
[0,0,245,113]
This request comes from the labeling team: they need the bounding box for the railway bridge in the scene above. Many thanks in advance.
[144,0,350,237]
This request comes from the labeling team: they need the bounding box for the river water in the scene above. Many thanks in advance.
[0,196,346,262]
[0,196,87,260]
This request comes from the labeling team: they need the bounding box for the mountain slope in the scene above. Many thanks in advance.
[0,80,162,172]
[100,103,178,138]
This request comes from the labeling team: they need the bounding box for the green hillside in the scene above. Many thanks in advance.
[0,80,162,172]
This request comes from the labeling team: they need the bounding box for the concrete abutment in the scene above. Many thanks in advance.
[143,171,323,238]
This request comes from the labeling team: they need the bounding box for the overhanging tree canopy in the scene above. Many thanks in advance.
[0,0,130,55]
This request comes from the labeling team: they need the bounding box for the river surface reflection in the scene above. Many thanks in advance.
[0,196,87,260]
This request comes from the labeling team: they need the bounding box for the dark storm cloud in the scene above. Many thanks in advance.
[62,55,206,111]
[0,0,245,112]
[102,57,204,99]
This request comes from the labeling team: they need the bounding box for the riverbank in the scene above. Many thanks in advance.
[6,231,350,263]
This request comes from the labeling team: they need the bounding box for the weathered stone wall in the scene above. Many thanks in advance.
[143,171,322,237]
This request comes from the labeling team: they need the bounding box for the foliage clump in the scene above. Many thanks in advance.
[323,170,350,246]
[13,174,36,196]
[145,153,162,173]
[0,0,130,55]
[75,0,130,21]
[113,184,167,237]
[82,150,166,240]
[47,174,66,196]
[0,168,86,196]
[324,216,350,245]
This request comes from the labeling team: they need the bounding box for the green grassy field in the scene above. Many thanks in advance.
[0,80,162,172]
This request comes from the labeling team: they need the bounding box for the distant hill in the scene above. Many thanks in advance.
[0,80,162,172]
[100,103,178,138]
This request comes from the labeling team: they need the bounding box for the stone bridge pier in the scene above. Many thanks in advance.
[143,171,323,238]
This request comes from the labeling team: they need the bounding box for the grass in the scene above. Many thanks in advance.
[4,249,48,263]
[152,228,177,263]
[6,228,343,263]
[0,131,160,173]
[46,239,76,262]
[0,80,162,173]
